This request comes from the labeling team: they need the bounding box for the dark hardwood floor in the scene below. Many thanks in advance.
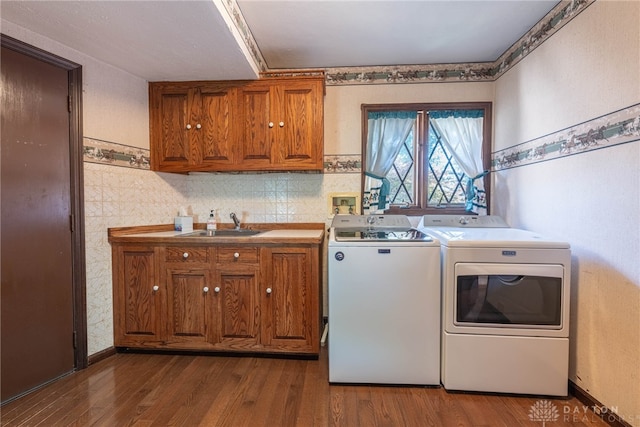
[1,349,609,426]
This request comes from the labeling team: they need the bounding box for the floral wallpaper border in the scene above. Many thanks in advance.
[492,103,640,171]
[323,154,361,174]
[220,0,268,73]
[83,137,151,170]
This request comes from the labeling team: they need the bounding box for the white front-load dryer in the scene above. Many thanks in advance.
[420,215,571,396]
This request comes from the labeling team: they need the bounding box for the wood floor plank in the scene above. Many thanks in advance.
[0,349,611,427]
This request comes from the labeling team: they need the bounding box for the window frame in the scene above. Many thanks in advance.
[361,102,492,215]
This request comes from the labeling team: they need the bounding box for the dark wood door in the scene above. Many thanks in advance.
[1,45,76,402]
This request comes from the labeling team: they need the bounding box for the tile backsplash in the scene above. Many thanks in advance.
[83,148,359,354]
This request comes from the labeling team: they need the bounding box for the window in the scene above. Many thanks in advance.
[362,102,492,215]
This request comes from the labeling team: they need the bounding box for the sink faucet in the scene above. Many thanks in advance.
[230,212,241,230]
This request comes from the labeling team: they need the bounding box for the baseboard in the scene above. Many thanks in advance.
[569,381,631,427]
[88,346,117,366]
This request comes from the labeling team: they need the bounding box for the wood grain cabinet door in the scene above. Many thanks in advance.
[197,84,239,170]
[149,84,193,171]
[112,245,163,347]
[165,268,215,348]
[238,83,275,168]
[212,266,261,350]
[260,247,320,354]
[277,79,324,170]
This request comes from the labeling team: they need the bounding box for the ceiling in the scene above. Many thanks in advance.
[0,0,560,82]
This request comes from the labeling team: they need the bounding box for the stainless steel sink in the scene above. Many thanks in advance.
[179,229,263,237]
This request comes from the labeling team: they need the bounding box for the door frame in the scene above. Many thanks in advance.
[1,34,87,370]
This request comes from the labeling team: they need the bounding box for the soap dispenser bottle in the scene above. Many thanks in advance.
[206,209,217,232]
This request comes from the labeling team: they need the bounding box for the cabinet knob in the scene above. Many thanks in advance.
[214,286,220,293]
[186,124,192,130]
[268,122,274,128]
[266,287,272,294]
[183,252,189,259]
[279,121,284,127]
[196,123,202,129]
[234,252,240,259]
[203,286,209,293]
[152,285,159,292]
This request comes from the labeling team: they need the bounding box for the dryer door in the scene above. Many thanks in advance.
[451,263,566,335]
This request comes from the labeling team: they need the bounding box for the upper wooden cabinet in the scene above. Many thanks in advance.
[239,78,324,171]
[149,76,325,172]
[149,82,238,172]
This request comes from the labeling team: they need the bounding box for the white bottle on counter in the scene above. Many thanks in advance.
[206,209,217,231]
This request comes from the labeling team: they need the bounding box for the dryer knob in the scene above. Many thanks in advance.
[459,217,469,225]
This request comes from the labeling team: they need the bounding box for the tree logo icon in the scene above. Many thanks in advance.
[529,400,560,426]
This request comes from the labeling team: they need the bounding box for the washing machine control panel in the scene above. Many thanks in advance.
[330,214,412,229]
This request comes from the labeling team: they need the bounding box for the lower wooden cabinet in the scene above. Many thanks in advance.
[165,267,214,348]
[213,246,261,350]
[261,247,319,353]
[112,245,163,346]
[111,243,321,355]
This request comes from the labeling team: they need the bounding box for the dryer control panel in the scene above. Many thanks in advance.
[420,215,508,228]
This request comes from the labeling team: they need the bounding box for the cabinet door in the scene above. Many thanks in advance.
[149,84,193,171]
[198,84,238,170]
[165,268,215,348]
[113,245,162,346]
[238,79,324,171]
[213,266,261,350]
[277,80,324,170]
[238,84,275,168]
[261,247,320,354]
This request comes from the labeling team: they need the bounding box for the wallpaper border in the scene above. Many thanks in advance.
[83,139,364,175]
[83,137,151,170]
[323,154,361,174]
[492,103,640,171]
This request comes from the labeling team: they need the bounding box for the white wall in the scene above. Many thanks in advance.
[493,1,640,424]
[324,81,494,155]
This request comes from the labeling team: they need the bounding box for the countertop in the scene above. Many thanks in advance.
[108,223,325,245]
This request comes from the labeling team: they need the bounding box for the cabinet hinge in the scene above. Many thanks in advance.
[73,331,77,349]
[68,95,72,113]
[70,214,75,232]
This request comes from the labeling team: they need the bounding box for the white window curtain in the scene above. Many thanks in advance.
[364,112,416,213]
[431,111,488,215]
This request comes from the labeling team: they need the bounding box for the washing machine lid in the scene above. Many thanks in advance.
[331,214,432,242]
[424,227,570,249]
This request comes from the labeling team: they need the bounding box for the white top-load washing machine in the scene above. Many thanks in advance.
[328,215,441,385]
[419,215,571,396]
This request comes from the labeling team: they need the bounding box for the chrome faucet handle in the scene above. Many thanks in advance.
[230,212,241,229]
